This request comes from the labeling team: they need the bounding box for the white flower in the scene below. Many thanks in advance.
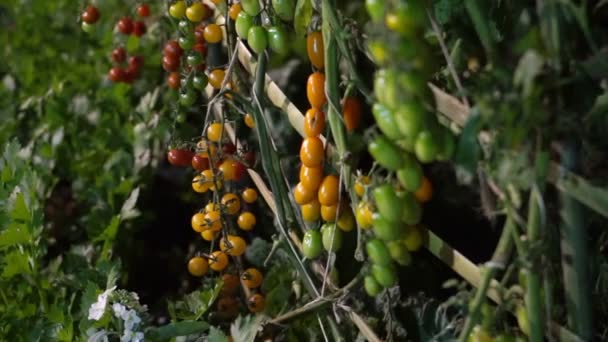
[112,303,127,318]
[133,332,144,342]
[88,286,117,321]
[123,309,142,331]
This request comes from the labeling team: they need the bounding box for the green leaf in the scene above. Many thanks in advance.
[149,321,209,339]
[120,187,140,220]
[454,108,482,183]
[230,315,264,342]
[513,50,544,98]
[9,191,30,222]
[126,35,140,54]
[294,0,313,38]
[208,326,229,342]
[555,169,608,219]
[2,249,31,278]
[0,222,31,247]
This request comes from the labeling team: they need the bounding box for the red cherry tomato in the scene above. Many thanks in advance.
[108,67,125,83]
[133,21,147,37]
[111,47,126,63]
[163,40,183,58]
[162,55,180,72]
[222,142,237,155]
[167,72,181,89]
[117,17,134,35]
[81,5,100,24]
[128,56,144,71]
[168,149,195,167]
[137,3,150,17]
[191,154,210,171]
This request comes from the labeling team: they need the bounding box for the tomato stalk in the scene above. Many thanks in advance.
[525,187,545,342]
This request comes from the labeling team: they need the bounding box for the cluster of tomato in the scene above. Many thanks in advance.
[232,0,297,55]
[165,0,228,107]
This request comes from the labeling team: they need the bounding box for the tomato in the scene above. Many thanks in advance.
[394,101,424,138]
[116,17,134,35]
[241,188,258,203]
[374,69,400,109]
[267,26,290,55]
[402,227,423,251]
[355,202,374,229]
[129,55,144,70]
[209,251,229,271]
[188,256,209,276]
[137,3,150,17]
[169,1,186,18]
[208,69,225,89]
[187,52,203,67]
[243,150,256,167]
[415,131,439,163]
[108,67,125,83]
[177,36,194,52]
[367,40,388,65]
[396,158,423,192]
[398,191,421,225]
[317,175,339,206]
[237,211,256,231]
[205,202,220,213]
[399,70,428,97]
[342,96,362,132]
[414,176,432,203]
[235,12,253,40]
[468,325,494,342]
[82,5,100,24]
[220,273,240,295]
[384,3,425,37]
[299,137,324,167]
[299,165,322,191]
[365,0,384,22]
[81,22,96,33]
[217,297,238,317]
[204,23,223,43]
[193,25,205,42]
[192,175,209,193]
[320,204,338,222]
[354,175,371,197]
[302,229,323,258]
[366,239,391,266]
[371,264,397,287]
[337,208,355,232]
[218,159,235,180]
[229,3,242,20]
[190,212,207,232]
[221,193,241,215]
[186,3,206,22]
[180,88,197,107]
[201,229,218,241]
[162,54,180,72]
[247,294,265,313]
[372,184,403,222]
[197,140,218,159]
[220,235,247,256]
[307,72,326,109]
[294,182,315,205]
[133,21,147,37]
[191,73,207,90]
[111,47,126,63]
[321,223,342,252]
[168,149,194,167]
[164,40,183,58]
[371,103,402,140]
[372,214,402,241]
[369,135,405,171]
[242,268,263,288]
[364,275,382,296]
[437,128,455,161]
[303,108,325,137]
[191,154,210,171]
[306,31,324,69]
[241,0,261,16]
[204,210,222,231]
[247,26,268,54]
[387,240,411,265]
[206,122,224,142]
[301,199,321,222]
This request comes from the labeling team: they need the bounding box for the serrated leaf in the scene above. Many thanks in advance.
[513,50,544,98]
[2,249,31,278]
[95,215,121,242]
[0,222,31,247]
[208,326,229,342]
[294,0,313,38]
[149,321,209,339]
[230,315,264,342]
[9,191,30,222]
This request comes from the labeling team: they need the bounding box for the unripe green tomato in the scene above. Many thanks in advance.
[372,103,402,140]
[516,305,529,336]
[291,32,307,59]
[415,130,439,163]
[394,100,425,139]
[235,12,253,40]
[192,74,208,90]
[364,275,382,296]
[396,158,423,192]
[398,191,422,225]
[398,71,428,97]
[373,184,403,222]
[436,128,455,161]
[178,20,191,31]
[176,113,186,123]
[386,240,411,266]
[179,89,197,107]
[178,35,195,50]
[374,69,398,109]
[241,0,261,16]
[267,26,290,55]
[187,53,203,66]
[365,0,385,22]
[321,223,342,252]
[366,239,391,266]
[371,264,397,287]
[372,214,402,241]
[368,135,405,171]
[247,26,268,54]
[272,0,295,21]
[302,230,322,259]
[367,40,388,65]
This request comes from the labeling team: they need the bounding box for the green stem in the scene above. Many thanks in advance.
[559,141,593,340]
[458,215,515,341]
[526,187,544,342]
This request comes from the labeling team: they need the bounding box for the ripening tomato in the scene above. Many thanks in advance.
[402,227,423,252]
[111,47,126,63]
[191,154,209,171]
[229,3,242,20]
[387,240,411,266]
[133,21,147,37]
[321,223,342,252]
[244,113,255,128]
[117,17,134,35]
[204,24,223,43]
[206,123,224,142]
[137,3,150,17]
[167,72,181,89]
[82,5,100,24]
[169,1,187,18]
[108,67,125,83]
[247,26,268,54]
[303,108,325,137]
[241,188,258,203]
[306,31,324,69]
[129,55,144,70]
[242,268,263,288]
[364,275,382,296]
[267,26,290,55]
[217,297,238,317]
[307,72,326,109]
[354,175,371,197]
[208,69,225,89]
[188,256,209,276]
[299,136,324,167]
[318,175,339,206]
[237,211,256,231]
[414,176,433,203]
[299,165,323,190]
[301,199,321,222]
[336,208,355,232]
[164,40,183,58]
[168,149,194,167]
[294,182,315,205]
[220,273,239,295]
[355,202,374,229]
[186,3,206,22]
[247,294,265,313]
[342,96,362,132]
[220,235,247,256]
[302,229,322,258]
[209,251,229,271]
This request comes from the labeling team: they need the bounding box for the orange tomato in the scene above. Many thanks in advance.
[321,203,338,222]
[306,31,324,69]
[299,136,324,167]
[414,176,433,203]
[299,165,323,190]
[307,72,327,109]
[318,174,339,206]
[342,96,362,132]
[294,182,316,205]
[303,108,326,137]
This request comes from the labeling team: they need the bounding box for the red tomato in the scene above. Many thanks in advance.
[133,21,147,37]
[137,3,150,17]
[191,154,210,171]
[81,5,100,24]
[162,55,180,72]
[128,56,144,71]
[168,149,195,166]
[116,17,134,35]
[222,142,237,155]
[163,40,183,58]
[108,67,125,82]
[111,47,126,63]
[167,72,181,89]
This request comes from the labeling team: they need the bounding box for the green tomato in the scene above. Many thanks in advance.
[321,224,342,252]
[179,89,197,107]
[178,35,195,50]
[235,12,253,40]
[398,191,422,225]
[373,184,403,222]
[398,71,428,97]
[385,2,425,37]
[516,305,529,336]
[247,26,268,54]
[241,0,261,15]
[365,0,385,22]
[364,275,382,296]
[368,135,405,171]
[372,214,402,241]
[192,74,208,90]
[396,156,423,192]
[436,128,455,161]
[187,53,203,66]
[302,230,322,259]
[386,240,411,266]
[394,100,425,138]
[374,69,398,109]
[176,113,186,123]
[272,0,295,21]
[178,20,191,32]
[367,40,388,65]
[366,239,391,266]
[267,26,290,55]
[494,335,516,342]
[372,103,402,141]
[371,264,397,287]
[415,130,439,163]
